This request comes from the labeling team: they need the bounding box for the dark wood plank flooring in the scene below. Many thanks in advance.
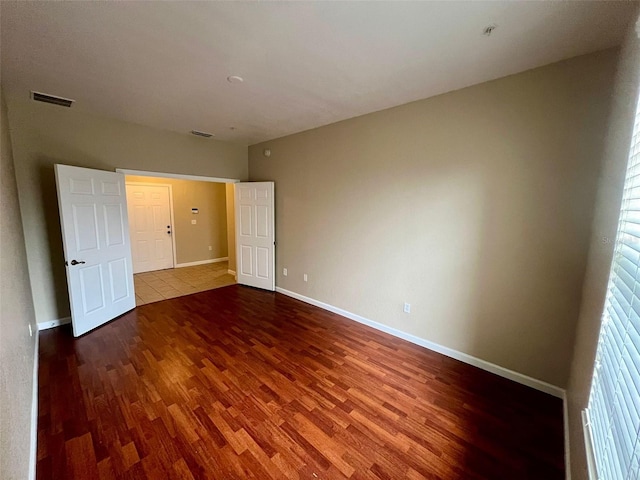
[37,285,564,479]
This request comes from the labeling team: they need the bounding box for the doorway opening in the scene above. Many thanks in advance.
[120,170,238,306]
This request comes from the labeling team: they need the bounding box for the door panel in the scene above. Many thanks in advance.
[70,177,94,195]
[235,182,275,290]
[240,245,253,275]
[256,247,269,279]
[137,241,149,261]
[73,204,99,251]
[256,205,269,237]
[55,164,136,337]
[104,204,125,246]
[79,265,104,314]
[108,258,130,301]
[240,205,252,235]
[125,184,174,273]
[101,180,121,196]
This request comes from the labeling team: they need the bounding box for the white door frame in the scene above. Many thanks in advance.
[116,168,240,184]
[117,168,240,275]
[125,181,178,270]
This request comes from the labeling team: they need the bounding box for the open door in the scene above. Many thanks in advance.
[235,182,275,291]
[55,164,136,337]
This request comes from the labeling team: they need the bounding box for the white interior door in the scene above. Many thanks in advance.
[235,182,275,290]
[55,164,136,337]
[125,183,174,274]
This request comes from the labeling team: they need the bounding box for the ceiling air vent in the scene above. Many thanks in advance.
[30,91,74,107]
[190,130,214,138]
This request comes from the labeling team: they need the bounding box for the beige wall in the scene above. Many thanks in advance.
[5,97,247,324]
[125,175,228,265]
[0,92,37,479]
[249,49,618,388]
[567,16,640,480]
[225,184,237,273]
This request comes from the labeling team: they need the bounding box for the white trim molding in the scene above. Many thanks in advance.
[275,287,566,398]
[175,257,228,268]
[37,316,71,331]
[29,331,39,480]
[116,168,240,184]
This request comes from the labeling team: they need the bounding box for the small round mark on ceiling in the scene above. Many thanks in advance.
[227,75,244,84]
[482,24,497,36]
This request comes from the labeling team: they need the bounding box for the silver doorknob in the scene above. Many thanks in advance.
[70,260,86,265]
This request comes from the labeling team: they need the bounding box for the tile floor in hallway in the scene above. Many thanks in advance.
[134,261,235,306]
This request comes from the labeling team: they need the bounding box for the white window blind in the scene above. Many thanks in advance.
[586,97,640,480]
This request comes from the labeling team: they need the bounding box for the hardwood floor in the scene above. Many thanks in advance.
[37,285,564,479]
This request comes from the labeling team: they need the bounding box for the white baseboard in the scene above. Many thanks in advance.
[175,257,228,268]
[29,330,39,480]
[275,287,565,398]
[37,316,71,331]
[564,392,571,480]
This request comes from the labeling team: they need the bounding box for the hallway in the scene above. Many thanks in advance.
[134,261,235,306]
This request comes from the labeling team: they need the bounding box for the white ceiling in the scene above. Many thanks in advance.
[1,1,635,145]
